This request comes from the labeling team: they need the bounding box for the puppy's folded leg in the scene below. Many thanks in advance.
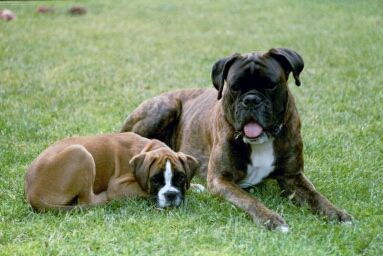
[64,145,108,207]
[107,174,147,201]
[26,144,108,211]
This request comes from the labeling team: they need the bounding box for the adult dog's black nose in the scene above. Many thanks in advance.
[242,94,261,107]
[164,191,178,201]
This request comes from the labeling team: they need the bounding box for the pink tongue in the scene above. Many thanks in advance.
[244,122,263,138]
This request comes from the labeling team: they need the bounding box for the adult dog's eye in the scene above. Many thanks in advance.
[262,79,279,90]
[230,83,240,91]
[264,83,279,93]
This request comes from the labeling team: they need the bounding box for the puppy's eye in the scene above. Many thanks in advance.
[174,173,185,183]
[177,175,185,183]
[151,177,163,187]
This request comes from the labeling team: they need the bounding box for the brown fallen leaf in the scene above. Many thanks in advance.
[0,9,16,21]
[68,6,87,15]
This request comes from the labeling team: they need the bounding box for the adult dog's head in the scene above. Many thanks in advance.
[212,48,304,144]
[130,144,198,208]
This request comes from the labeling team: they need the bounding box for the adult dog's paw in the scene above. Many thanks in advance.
[256,211,289,233]
[322,206,353,223]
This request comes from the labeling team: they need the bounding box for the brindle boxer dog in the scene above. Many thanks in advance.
[120,48,353,231]
[25,132,198,211]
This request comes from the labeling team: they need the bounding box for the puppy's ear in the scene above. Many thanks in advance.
[130,153,156,191]
[211,53,241,100]
[177,152,199,190]
[268,48,304,86]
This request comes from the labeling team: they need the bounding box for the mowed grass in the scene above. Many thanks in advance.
[1,0,382,255]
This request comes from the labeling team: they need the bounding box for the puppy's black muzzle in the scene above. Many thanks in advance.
[164,191,179,202]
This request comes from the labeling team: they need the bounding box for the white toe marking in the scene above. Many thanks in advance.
[190,183,206,193]
[278,224,290,233]
[288,191,296,200]
[342,221,353,225]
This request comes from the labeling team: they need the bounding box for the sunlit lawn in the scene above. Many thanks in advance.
[1,0,382,255]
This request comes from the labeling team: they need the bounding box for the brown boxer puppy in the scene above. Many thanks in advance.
[25,132,198,211]
[121,48,352,231]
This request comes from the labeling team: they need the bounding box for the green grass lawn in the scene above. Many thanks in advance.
[1,0,382,255]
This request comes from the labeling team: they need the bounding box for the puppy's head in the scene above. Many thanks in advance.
[211,48,304,144]
[130,147,198,208]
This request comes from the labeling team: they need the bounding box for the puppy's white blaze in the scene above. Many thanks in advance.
[164,161,172,185]
[157,160,180,208]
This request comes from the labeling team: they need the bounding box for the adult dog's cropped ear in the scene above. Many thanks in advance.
[130,153,155,191]
[177,152,199,190]
[268,48,304,86]
[212,53,241,100]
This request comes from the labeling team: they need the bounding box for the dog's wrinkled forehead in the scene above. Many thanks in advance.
[227,53,285,89]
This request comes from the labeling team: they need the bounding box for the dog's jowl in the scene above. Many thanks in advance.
[25,132,198,211]
[121,48,353,231]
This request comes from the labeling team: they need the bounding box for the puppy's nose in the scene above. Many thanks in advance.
[164,191,178,201]
[242,94,261,107]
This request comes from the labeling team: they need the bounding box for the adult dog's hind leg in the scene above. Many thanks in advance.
[120,94,182,147]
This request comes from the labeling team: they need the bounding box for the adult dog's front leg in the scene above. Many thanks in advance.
[278,173,353,222]
[208,176,289,231]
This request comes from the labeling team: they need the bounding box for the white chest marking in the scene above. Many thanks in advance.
[239,140,275,188]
